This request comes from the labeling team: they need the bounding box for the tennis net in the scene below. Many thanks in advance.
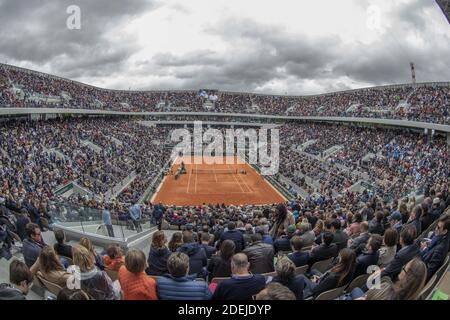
[191,168,238,174]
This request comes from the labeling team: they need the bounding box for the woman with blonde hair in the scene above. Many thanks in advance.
[352,258,427,300]
[398,201,409,224]
[79,237,104,270]
[72,245,118,300]
[407,196,416,214]
[30,246,72,288]
[313,220,324,242]
[271,256,304,300]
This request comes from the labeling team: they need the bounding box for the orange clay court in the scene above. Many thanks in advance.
[152,155,286,206]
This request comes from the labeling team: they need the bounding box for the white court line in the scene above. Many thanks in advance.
[186,164,192,194]
[194,164,198,193]
[236,165,253,193]
[213,167,218,183]
[229,164,246,193]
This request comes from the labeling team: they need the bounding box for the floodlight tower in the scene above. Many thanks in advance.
[410,62,416,84]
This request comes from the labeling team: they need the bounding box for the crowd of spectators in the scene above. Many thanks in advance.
[277,123,449,202]
[0,111,449,300]
[1,64,448,124]
[1,186,449,300]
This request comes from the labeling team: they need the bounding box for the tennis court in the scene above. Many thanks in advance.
[151,155,286,206]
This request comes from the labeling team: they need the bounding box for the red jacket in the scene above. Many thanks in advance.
[103,256,125,272]
[118,266,158,300]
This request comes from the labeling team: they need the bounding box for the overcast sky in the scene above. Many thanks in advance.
[0,0,449,95]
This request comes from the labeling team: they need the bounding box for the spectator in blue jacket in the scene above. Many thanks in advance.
[420,216,450,280]
[129,204,142,232]
[15,212,30,241]
[177,231,207,277]
[404,205,422,237]
[157,252,212,300]
[22,223,46,267]
[219,222,245,252]
[353,234,382,278]
[102,205,114,238]
[256,225,274,245]
[380,224,420,281]
[199,232,216,259]
[152,203,165,231]
[0,260,33,300]
[368,211,385,236]
[348,222,370,255]
[287,236,309,267]
[273,225,297,253]
[271,256,305,300]
[388,211,403,235]
[212,253,266,300]
[146,231,171,276]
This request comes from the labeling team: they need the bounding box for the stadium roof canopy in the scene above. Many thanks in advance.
[436,0,450,23]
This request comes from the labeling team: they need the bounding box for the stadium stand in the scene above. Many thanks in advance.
[0,64,449,301]
[0,63,449,124]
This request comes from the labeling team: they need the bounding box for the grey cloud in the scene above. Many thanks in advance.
[137,18,349,92]
[153,50,226,67]
[0,0,449,95]
[0,0,159,76]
